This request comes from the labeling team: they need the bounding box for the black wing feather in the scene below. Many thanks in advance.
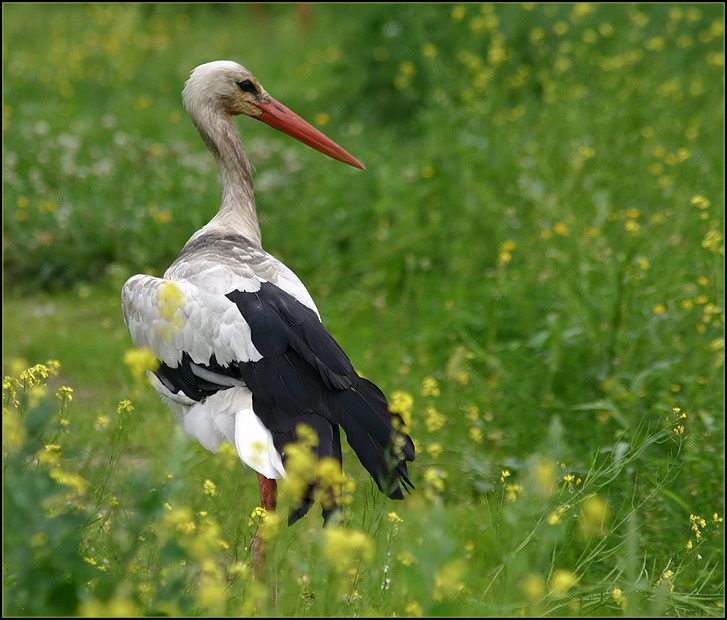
[227,283,414,521]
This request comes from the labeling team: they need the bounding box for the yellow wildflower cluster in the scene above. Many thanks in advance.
[424,406,446,433]
[426,443,443,459]
[3,359,60,407]
[549,569,578,595]
[203,479,217,497]
[388,390,414,428]
[578,495,610,540]
[387,511,403,536]
[249,506,281,542]
[521,573,547,602]
[689,513,707,540]
[56,385,74,404]
[322,526,375,574]
[433,559,467,600]
[497,239,516,267]
[49,468,89,496]
[548,506,567,526]
[563,472,582,491]
[530,456,557,497]
[123,347,159,383]
[280,424,356,515]
[505,481,523,502]
[612,587,627,610]
[673,407,687,435]
[420,376,440,397]
[405,601,424,616]
[3,360,65,453]
[80,591,141,618]
[394,60,417,90]
[161,503,230,569]
[423,467,448,499]
[37,443,62,467]
[655,568,675,592]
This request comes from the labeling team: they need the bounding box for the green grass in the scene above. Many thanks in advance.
[3,3,724,616]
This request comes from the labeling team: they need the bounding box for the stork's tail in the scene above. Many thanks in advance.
[283,377,414,526]
[336,376,415,499]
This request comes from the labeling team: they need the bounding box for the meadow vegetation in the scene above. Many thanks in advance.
[2,3,724,616]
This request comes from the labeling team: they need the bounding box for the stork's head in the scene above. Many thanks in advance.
[183,60,364,169]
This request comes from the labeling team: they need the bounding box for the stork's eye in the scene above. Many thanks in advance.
[237,80,258,95]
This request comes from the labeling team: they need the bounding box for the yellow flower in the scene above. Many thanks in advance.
[426,442,443,459]
[554,21,569,36]
[117,399,134,416]
[79,592,141,617]
[421,42,437,59]
[55,385,74,402]
[322,527,374,571]
[553,222,570,236]
[389,390,414,427]
[405,601,423,616]
[50,468,89,495]
[397,551,416,566]
[249,506,268,527]
[423,467,447,497]
[425,406,446,433]
[421,376,440,397]
[690,194,711,209]
[578,495,610,539]
[530,456,557,497]
[203,479,217,497]
[505,482,523,502]
[295,423,319,448]
[150,207,172,225]
[164,505,196,535]
[451,5,465,22]
[549,569,577,595]
[612,587,626,609]
[123,347,159,382]
[315,456,352,509]
[521,573,547,602]
[37,443,62,466]
[434,559,466,600]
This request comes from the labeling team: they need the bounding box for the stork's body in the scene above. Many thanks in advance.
[121,61,414,570]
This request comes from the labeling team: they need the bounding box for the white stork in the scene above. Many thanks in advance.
[121,61,415,575]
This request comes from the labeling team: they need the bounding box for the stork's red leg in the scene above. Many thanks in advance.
[251,472,278,580]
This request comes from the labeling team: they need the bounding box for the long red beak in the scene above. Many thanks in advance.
[254,96,365,170]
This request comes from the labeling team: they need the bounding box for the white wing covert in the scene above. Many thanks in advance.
[121,273,263,368]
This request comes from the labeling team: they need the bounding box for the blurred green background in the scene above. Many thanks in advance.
[2,3,724,616]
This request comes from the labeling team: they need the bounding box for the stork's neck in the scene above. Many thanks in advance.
[192,109,262,246]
